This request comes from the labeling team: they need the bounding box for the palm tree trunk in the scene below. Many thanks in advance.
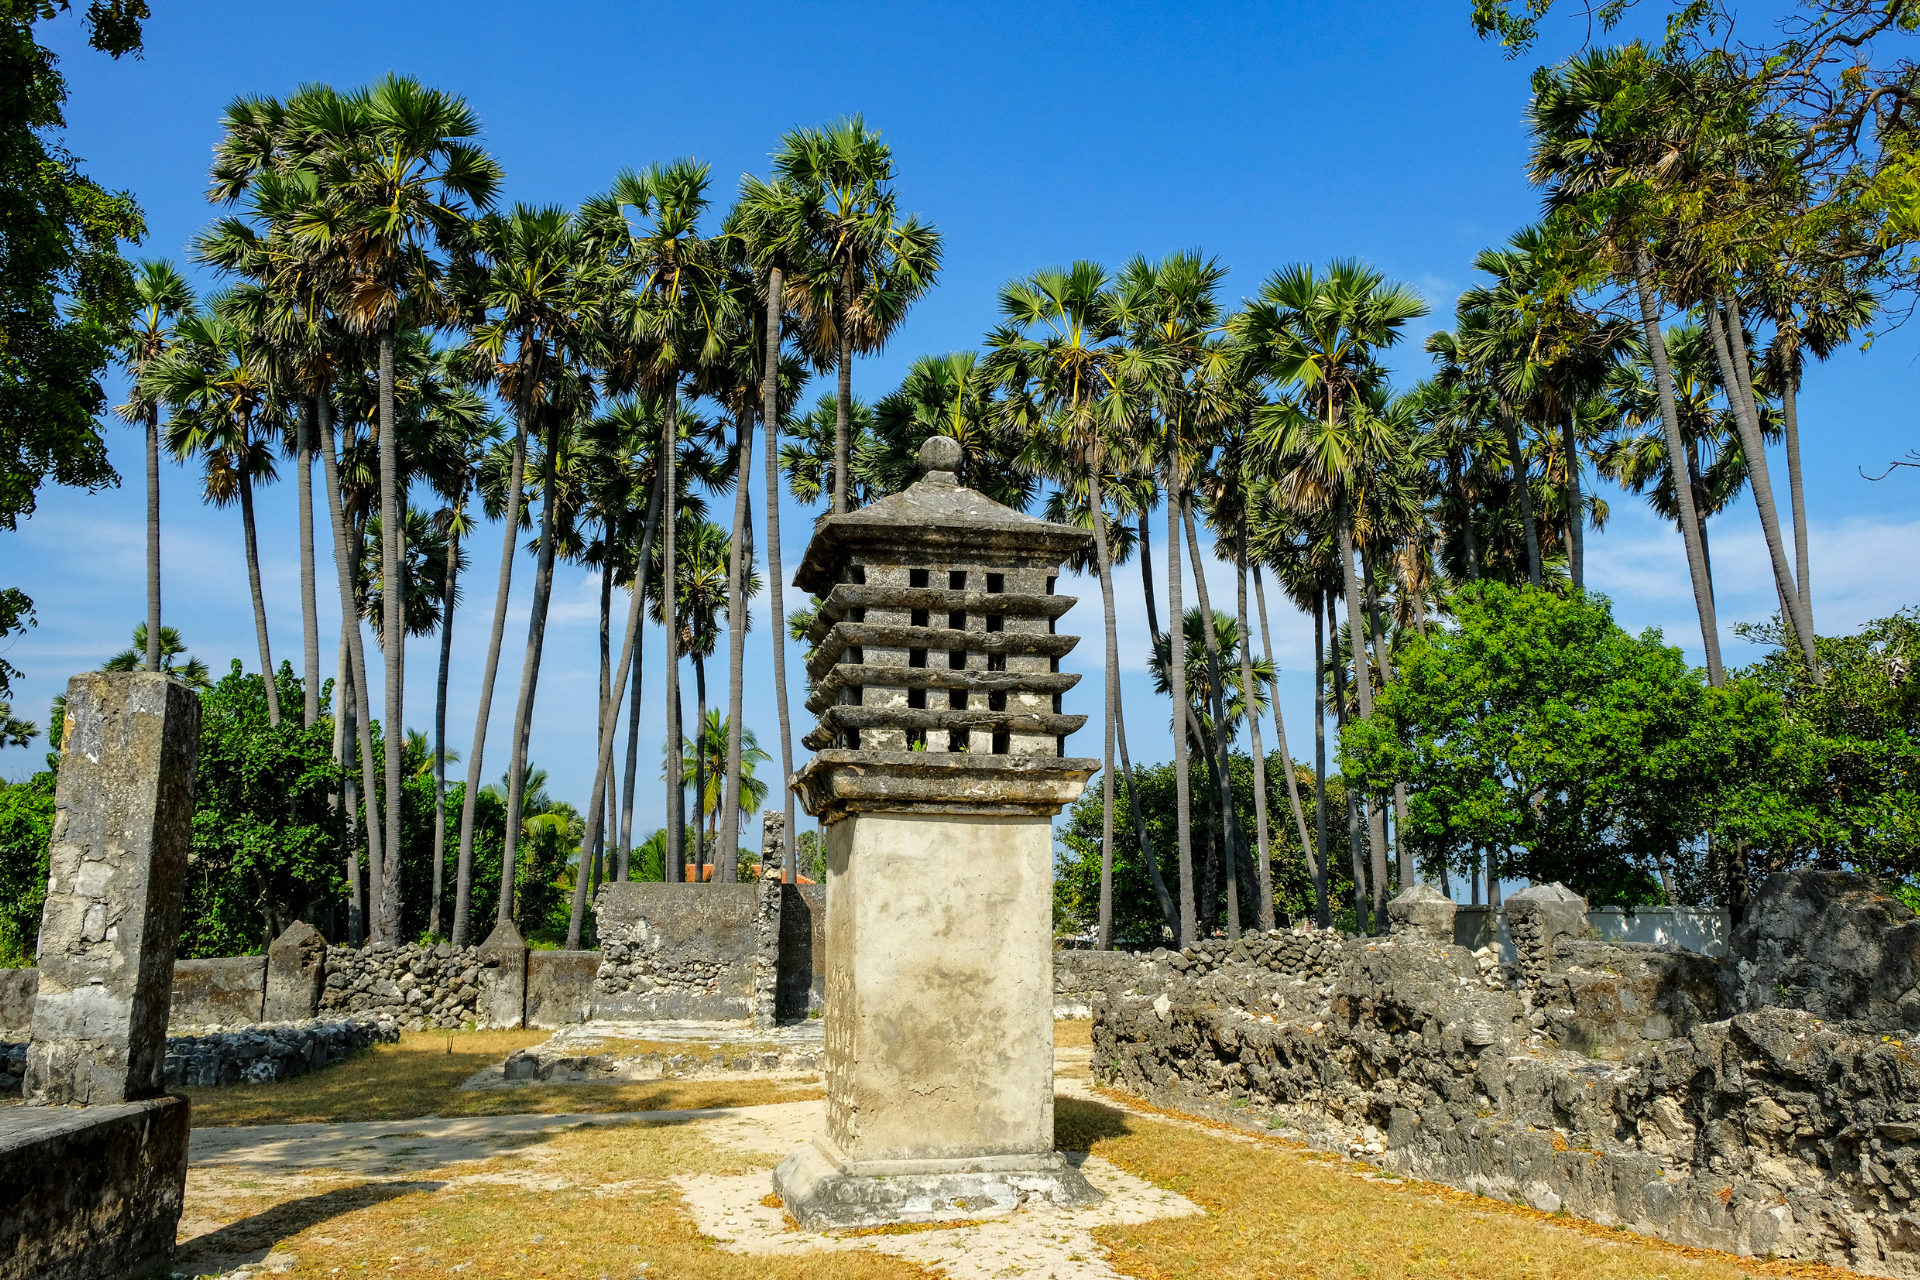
[716,403,753,884]
[1252,563,1315,900]
[833,325,852,516]
[1312,589,1331,928]
[565,470,661,947]
[620,473,666,881]
[1500,410,1542,588]
[1182,496,1244,940]
[1086,464,1119,950]
[298,398,321,726]
[1235,533,1275,932]
[1705,292,1820,675]
[1782,369,1810,619]
[761,265,797,884]
[1357,540,1412,893]
[500,412,564,925]
[1330,623,1368,934]
[377,325,405,942]
[1334,505,1387,931]
[236,465,283,726]
[664,386,687,889]
[1561,411,1583,591]
[1452,457,1481,581]
[1113,671,1177,938]
[429,517,459,940]
[1632,250,1725,686]
[1167,491,1196,945]
[319,397,384,939]
[1138,511,1160,639]
[694,656,709,882]
[338,620,363,945]
[452,400,528,948]
[145,402,162,673]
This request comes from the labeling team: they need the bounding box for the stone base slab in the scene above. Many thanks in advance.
[773,1138,1101,1230]
[0,1094,189,1280]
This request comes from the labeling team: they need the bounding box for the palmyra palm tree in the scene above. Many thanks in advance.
[103,623,212,689]
[774,116,943,515]
[677,711,772,854]
[109,260,196,675]
[1238,259,1427,930]
[147,306,286,726]
[288,75,501,941]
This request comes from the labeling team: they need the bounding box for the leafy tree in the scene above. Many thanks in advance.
[1,0,149,695]
[0,769,54,965]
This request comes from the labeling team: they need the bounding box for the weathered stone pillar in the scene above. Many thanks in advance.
[762,810,785,877]
[1387,883,1457,945]
[476,919,528,1029]
[264,920,328,1022]
[773,438,1101,1229]
[25,672,199,1106]
[1505,881,1588,985]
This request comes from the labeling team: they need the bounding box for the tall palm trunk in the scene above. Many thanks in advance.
[832,319,852,516]
[319,396,384,939]
[1113,668,1177,937]
[1235,533,1274,931]
[1086,463,1120,950]
[298,399,321,725]
[429,517,460,939]
[693,655,709,881]
[1253,563,1316,911]
[1632,250,1724,685]
[1138,510,1160,637]
[1334,499,1387,929]
[620,464,666,880]
[500,412,564,925]
[145,402,162,672]
[1500,410,1542,588]
[565,470,662,946]
[376,326,405,941]
[337,624,363,945]
[663,385,687,888]
[452,394,529,948]
[716,403,753,883]
[761,265,797,883]
[236,462,282,726]
[1451,457,1481,581]
[1167,491,1196,945]
[1182,497,1244,939]
[1331,619,1368,933]
[1703,293,1820,676]
[351,512,384,922]
[1561,411,1583,591]
[1782,368,1811,618]
[1312,589,1331,928]
[1358,540,1412,892]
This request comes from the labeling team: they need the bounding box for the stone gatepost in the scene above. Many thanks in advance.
[772,437,1102,1229]
[1506,881,1589,985]
[264,920,328,1022]
[476,920,528,1029]
[1387,883,1457,945]
[26,672,200,1105]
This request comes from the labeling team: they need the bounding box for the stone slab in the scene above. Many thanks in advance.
[525,950,600,1029]
[169,956,266,1027]
[0,1094,189,1280]
[0,969,35,1041]
[773,1138,1099,1230]
[263,921,327,1022]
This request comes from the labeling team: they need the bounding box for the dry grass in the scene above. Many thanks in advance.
[186,1116,933,1280]
[1054,1017,1094,1049]
[185,1030,820,1128]
[1055,1094,1859,1280]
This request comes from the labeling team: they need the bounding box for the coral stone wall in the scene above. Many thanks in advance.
[319,942,484,1029]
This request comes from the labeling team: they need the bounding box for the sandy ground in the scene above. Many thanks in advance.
[176,1025,1197,1280]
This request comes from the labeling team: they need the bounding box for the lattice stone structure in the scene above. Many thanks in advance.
[773,436,1102,1228]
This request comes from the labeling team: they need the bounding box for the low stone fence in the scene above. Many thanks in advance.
[1454,903,1730,959]
[320,941,486,1028]
[1,1016,397,1095]
[1088,871,1920,1277]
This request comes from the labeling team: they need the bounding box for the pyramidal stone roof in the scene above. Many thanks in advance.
[793,439,1091,595]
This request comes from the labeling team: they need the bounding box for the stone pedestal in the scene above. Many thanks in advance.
[477,920,528,1029]
[25,672,199,1106]
[1387,883,1457,944]
[773,438,1101,1229]
[1506,881,1589,984]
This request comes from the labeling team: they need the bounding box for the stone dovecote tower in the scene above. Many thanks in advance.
[773,436,1102,1228]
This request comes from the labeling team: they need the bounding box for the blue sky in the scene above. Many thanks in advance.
[5,1,1917,865]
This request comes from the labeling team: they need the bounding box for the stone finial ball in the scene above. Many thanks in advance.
[919,435,963,476]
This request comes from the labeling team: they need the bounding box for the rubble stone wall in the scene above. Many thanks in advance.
[1091,871,1920,1278]
[319,942,485,1029]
